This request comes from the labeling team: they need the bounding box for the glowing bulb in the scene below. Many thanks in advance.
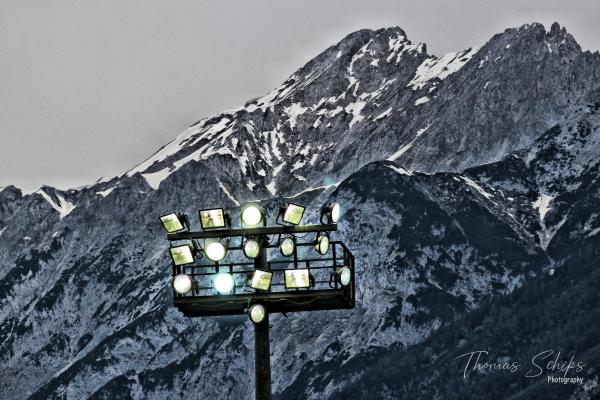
[241,205,263,226]
[330,203,341,223]
[249,304,266,324]
[205,241,227,262]
[315,234,329,255]
[214,273,234,294]
[338,267,351,286]
[279,237,295,257]
[244,240,260,259]
[172,274,193,294]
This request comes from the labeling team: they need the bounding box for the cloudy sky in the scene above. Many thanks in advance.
[1,0,598,192]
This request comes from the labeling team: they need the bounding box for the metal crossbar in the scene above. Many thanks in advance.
[173,241,353,296]
[167,223,338,240]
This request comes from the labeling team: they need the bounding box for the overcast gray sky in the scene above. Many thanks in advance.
[1,0,599,192]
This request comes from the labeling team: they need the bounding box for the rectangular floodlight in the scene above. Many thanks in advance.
[160,213,185,233]
[282,203,305,225]
[284,269,310,289]
[169,244,195,266]
[251,269,273,291]
[199,208,226,229]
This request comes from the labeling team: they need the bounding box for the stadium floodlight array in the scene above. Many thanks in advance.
[163,201,353,322]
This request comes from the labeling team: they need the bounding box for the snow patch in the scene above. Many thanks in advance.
[388,165,413,176]
[345,101,366,128]
[265,181,277,196]
[38,189,76,219]
[461,177,493,200]
[532,194,561,250]
[96,186,116,197]
[388,125,431,161]
[284,103,308,129]
[414,96,429,106]
[386,35,422,64]
[287,184,335,199]
[359,78,396,101]
[347,39,374,92]
[127,123,211,177]
[272,162,286,178]
[408,47,479,90]
[374,107,392,121]
[388,35,407,53]
[217,179,240,206]
[587,226,600,238]
[532,194,554,222]
[142,168,171,190]
[327,106,344,118]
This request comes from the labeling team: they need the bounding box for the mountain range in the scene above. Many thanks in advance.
[0,21,599,399]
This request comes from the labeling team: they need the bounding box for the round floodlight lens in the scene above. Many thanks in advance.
[241,205,263,226]
[172,274,193,294]
[244,240,260,259]
[205,241,227,262]
[279,238,295,257]
[330,203,341,223]
[339,267,352,286]
[214,273,234,294]
[316,235,329,255]
[249,304,266,324]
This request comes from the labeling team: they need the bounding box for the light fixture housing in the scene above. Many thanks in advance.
[159,212,189,233]
[279,237,295,257]
[214,272,235,294]
[337,266,352,287]
[314,232,330,255]
[250,269,272,291]
[172,274,194,294]
[240,203,265,227]
[205,241,228,262]
[320,203,341,224]
[198,208,229,229]
[284,269,312,289]
[169,244,195,266]
[279,203,305,225]
[243,239,261,259]
[249,303,266,324]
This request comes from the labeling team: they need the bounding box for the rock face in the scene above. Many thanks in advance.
[1,22,599,399]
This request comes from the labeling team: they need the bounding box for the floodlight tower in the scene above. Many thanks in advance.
[161,202,354,400]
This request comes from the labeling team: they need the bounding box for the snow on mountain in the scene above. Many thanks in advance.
[407,47,479,90]
[37,188,76,219]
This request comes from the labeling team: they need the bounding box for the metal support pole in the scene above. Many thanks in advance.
[254,236,272,400]
[254,312,271,400]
